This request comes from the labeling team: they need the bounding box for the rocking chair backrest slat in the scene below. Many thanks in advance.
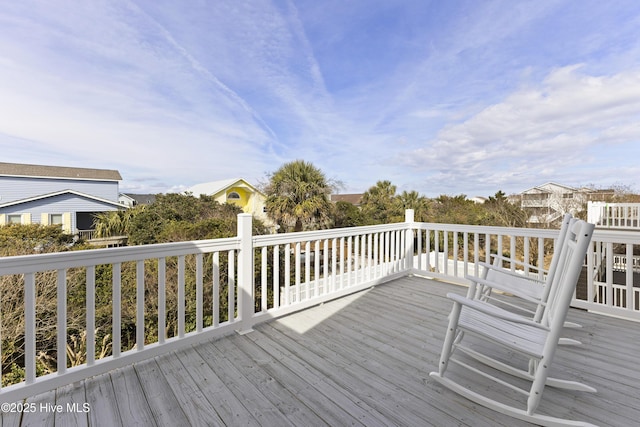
[541,219,594,330]
[539,214,573,301]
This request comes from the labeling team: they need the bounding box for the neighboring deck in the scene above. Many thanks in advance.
[3,276,639,426]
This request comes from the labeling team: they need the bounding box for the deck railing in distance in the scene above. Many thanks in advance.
[0,210,638,403]
[410,220,640,319]
[588,201,640,230]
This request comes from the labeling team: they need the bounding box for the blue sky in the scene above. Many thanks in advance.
[1,0,640,197]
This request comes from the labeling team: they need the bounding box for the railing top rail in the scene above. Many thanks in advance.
[253,222,409,247]
[589,201,640,207]
[0,237,241,275]
[412,222,560,239]
[592,229,640,244]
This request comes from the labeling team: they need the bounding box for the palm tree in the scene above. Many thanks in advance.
[360,180,402,224]
[397,190,430,221]
[264,160,334,232]
[93,209,135,238]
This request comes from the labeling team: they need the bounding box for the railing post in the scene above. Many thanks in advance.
[405,209,415,271]
[236,213,255,334]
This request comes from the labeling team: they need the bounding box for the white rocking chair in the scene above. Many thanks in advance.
[430,219,596,426]
[467,214,582,343]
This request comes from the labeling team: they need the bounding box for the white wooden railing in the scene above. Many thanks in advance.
[588,201,640,230]
[1,211,638,403]
[0,214,412,402]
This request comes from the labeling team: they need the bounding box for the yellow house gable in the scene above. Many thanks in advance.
[187,178,267,220]
[224,186,250,211]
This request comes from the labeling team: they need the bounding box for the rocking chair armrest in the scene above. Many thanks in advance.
[465,274,545,305]
[446,293,550,330]
[478,262,546,285]
[489,254,549,274]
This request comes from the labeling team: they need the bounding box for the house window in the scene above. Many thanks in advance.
[228,192,241,200]
[50,214,63,226]
[7,214,22,224]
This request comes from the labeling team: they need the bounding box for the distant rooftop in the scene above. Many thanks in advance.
[123,193,156,205]
[0,162,122,181]
[186,178,263,197]
[331,193,363,205]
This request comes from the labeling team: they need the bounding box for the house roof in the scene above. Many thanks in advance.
[0,189,125,209]
[121,193,156,205]
[331,193,363,205]
[186,178,264,197]
[0,162,122,181]
[520,182,577,194]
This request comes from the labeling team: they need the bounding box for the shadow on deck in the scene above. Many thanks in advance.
[2,276,638,426]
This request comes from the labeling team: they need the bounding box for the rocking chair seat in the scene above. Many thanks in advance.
[452,293,548,358]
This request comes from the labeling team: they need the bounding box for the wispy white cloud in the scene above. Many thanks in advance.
[402,66,640,195]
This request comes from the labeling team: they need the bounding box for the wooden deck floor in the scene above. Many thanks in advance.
[3,276,639,426]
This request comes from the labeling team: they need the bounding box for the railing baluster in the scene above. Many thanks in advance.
[509,235,516,272]
[273,245,280,308]
[295,242,301,302]
[626,243,634,311]
[391,230,397,273]
[57,269,67,374]
[416,229,423,271]
[473,233,479,277]
[212,253,219,327]
[178,255,185,338]
[347,236,353,286]
[261,247,267,311]
[537,238,544,281]
[228,250,235,322]
[367,233,373,281]
[434,230,439,273]
[443,231,449,276]
[523,237,530,276]
[463,232,468,278]
[284,243,291,305]
[426,229,431,272]
[136,260,145,350]
[323,240,329,294]
[25,272,36,384]
[113,263,121,358]
[196,253,203,332]
[314,240,320,297]
[331,238,338,292]
[354,234,359,284]
[304,241,310,299]
[159,257,167,342]
[86,266,96,365]
[606,242,613,307]
[453,231,458,277]
[485,232,491,264]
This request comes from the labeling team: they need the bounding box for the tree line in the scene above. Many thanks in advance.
[264,160,529,231]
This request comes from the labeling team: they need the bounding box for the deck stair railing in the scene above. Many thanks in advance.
[1,210,639,403]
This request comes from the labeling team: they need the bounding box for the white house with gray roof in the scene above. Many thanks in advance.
[0,162,125,235]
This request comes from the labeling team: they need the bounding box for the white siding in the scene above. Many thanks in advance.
[0,176,119,204]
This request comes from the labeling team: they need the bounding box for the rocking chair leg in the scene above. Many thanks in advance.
[438,303,462,375]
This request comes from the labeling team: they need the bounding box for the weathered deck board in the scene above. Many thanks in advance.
[3,275,640,426]
[133,358,188,426]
